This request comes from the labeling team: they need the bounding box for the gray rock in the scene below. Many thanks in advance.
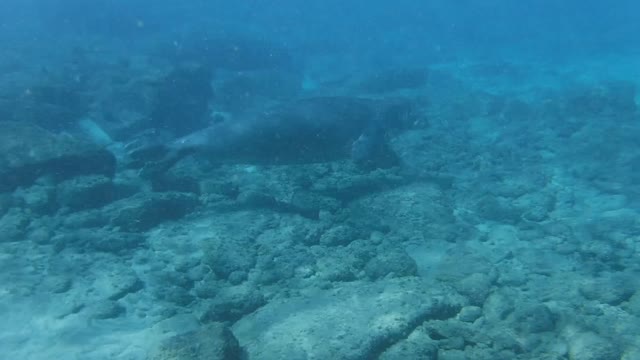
[0,208,30,242]
[458,306,483,323]
[319,224,361,246]
[236,190,278,208]
[313,167,405,201]
[0,122,116,192]
[56,175,115,211]
[29,226,54,245]
[364,248,418,279]
[41,276,72,294]
[203,235,257,279]
[155,285,196,307]
[623,290,640,316]
[228,270,248,285]
[315,251,362,282]
[437,349,469,360]
[157,269,195,290]
[90,231,146,253]
[475,196,521,224]
[568,332,620,360]
[51,228,145,253]
[513,304,556,333]
[288,190,340,218]
[455,273,493,306]
[61,209,109,229]
[194,279,221,299]
[229,188,329,219]
[105,272,143,301]
[232,278,464,359]
[107,192,199,232]
[0,193,10,217]
[12,184,56,214]
[90,300,125,319]
[200,284,265,323]
[379,334,437,360]
[347,183,455,241]
[579,273,636,305]
[200,179,239,198]
[149,322,242,360]
[483,290,515,322]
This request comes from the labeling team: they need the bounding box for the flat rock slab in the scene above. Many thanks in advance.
[232,277,465,360]
[0,122,116,192]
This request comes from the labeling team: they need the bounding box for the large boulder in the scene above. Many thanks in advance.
[232,278,464,359]
[0,122,116,192]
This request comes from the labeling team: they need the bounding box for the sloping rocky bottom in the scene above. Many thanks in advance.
[1,58,640,360]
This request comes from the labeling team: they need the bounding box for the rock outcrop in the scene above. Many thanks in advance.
[0,122,116,192]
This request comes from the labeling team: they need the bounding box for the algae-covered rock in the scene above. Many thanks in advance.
[56,175,115,211]
[199,284,266,323]
[51,228,146,253]
[149,323,242,360]
[568,332,620,360]
[364,247,418,279]
[0,208,30,243]
[107,192,199,232]
[0,122,116,192]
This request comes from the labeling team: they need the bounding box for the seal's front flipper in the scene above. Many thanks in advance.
[351,127,400,169]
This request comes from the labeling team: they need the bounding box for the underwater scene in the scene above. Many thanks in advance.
[1,1,640,359]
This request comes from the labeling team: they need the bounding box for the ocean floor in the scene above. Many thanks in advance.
[0,38,639,360]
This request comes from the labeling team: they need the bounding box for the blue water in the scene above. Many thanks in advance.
[0,1,639,359]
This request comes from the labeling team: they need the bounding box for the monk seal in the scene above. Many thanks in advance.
[134,96,416,176]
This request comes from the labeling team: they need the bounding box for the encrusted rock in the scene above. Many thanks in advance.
[364,248,418,279]
[51,228,145,253]
[568,332,620,360]
[107,192,199,232]
[199,284,265,323]
[0,122,116,192]
[149,322,242,360]
[232,278,464,359]
[56,175,115,211]
[89,300,126,320]
[0,208,30,242]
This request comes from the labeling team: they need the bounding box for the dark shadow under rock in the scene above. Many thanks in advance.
[0,122,116,192]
